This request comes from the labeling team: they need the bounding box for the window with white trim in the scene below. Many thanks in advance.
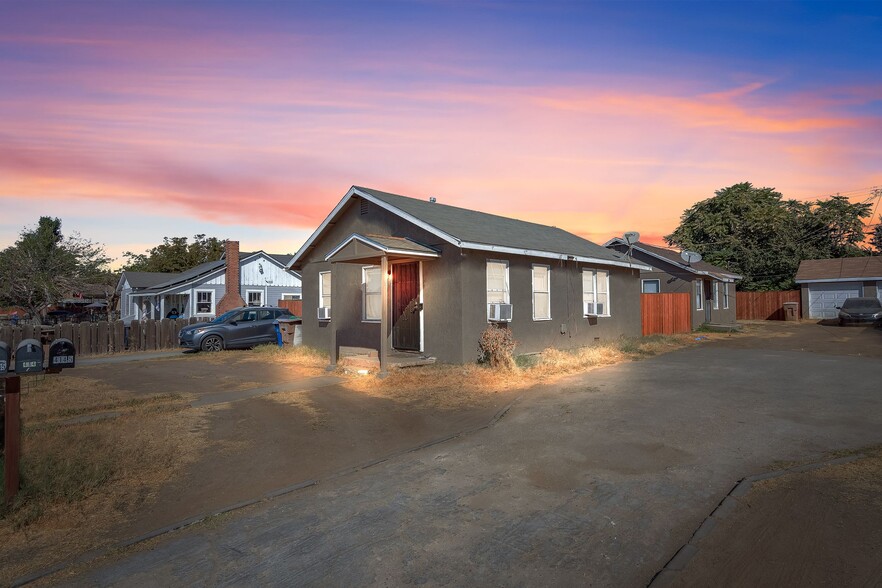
[532,265,551,320]
[362,266,382,322]
[319,271,331,311]
[712,282,720,310]
[694,280,703,310]
[280,293,301,300]
[247,290,263,307]
[196,290,214,315]
[582,269,610,316]
[642,279,660,294]
[486,261,510,319]
[723,283,730,309]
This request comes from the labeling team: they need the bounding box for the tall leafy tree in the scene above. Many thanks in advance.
[665,182,873,291]
[0,217,109,322]
[122,234,226,272]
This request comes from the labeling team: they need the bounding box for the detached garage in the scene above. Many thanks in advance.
[795,257,882,319]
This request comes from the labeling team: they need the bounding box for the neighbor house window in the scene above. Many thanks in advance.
[642,279,660,294]
[280,293,301,300]
[486,261,510,319]
[694,281,703,310]
[247,290,263,307]
[582,269,610,316]
[196,290,214,315]
[319,271,332,310]
[723,283,730,309]
[363,266,382,321]
[712,282,720,310]
[532,265,551,320]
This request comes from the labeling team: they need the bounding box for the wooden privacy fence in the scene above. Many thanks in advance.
[0,318,204,357]
[641,293,691,336]
[278,299,303,317]
[736,290,801,321]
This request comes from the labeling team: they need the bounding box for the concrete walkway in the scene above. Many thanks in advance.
[59,344,882,586]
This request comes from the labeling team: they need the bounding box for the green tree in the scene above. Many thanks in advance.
[0,217,109,323]
[122,234,226,272]
[665,182,873,291]
[871,216,882,254]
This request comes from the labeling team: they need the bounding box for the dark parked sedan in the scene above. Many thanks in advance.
[179,306,295,351]
[837,297,882,326]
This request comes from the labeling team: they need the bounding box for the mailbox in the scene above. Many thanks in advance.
[14,338,44,374]
[0,341,9,374]
[48,338,76,371]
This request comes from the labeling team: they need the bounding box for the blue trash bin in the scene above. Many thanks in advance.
[273,320,283,347]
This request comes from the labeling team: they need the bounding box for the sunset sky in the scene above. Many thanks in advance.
[2,1,881,265]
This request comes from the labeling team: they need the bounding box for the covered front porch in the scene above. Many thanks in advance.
[130,292,192,320]
[324,234,440,375]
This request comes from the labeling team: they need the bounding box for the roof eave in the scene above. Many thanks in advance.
[461,241,652,271]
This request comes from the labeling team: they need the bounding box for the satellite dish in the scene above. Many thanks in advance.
[681,251,702,265]
[623,231,640,245]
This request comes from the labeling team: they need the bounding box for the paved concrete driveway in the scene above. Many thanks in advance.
[64,338,882,586]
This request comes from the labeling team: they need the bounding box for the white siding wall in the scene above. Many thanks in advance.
[241,255,300,288]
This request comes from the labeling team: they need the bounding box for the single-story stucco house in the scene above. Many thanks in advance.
[117,241,301,323]
[605,238,741,329]
[287,186,652,369]
[795,256,882,319]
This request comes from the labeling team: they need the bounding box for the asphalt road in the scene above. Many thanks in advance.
[63,341,882,587]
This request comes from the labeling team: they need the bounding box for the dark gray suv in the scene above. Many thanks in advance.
[179,306,295,352]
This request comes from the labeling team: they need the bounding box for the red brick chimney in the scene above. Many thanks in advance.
[216,240,245,314]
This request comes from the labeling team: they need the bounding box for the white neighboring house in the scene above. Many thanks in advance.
[117,242,301,324]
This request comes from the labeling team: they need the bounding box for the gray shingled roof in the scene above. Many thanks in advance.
[147,260,225,291]
[795,256,882,282]
[124,272,178,288]
[356,187,630,264]
[615,240,741,280]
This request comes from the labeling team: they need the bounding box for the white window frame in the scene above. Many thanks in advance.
[723,283,730,309]
[641,279,661,294]
[195,289,215,316]
[712,282,720,310]
[280,293,301,301]
[532,264,551,321]
[486,260,510,322]
[582,269,611,317]
[319,271,331,318]
[694,280,703,311]
[246,289,263,307]
[362,265,382,323]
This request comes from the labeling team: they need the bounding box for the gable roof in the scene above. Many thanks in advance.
[290,186,651,271]
[121,271,178,289]
[795,256,882,283]
[605,238,742,282]
[222,250,295,268]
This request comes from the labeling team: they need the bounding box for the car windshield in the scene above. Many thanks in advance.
[841,298,882,311]
[209,310,240,324]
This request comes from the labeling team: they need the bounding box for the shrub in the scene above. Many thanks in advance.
[478,324,516,369]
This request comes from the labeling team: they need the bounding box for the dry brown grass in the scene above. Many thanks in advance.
[0,406,208,583]
[343,334,697,409]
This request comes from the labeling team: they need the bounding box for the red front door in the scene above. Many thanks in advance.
[392,262,421,351]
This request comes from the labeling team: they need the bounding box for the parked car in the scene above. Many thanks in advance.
[179,306,295,351]
[837,297,882,326]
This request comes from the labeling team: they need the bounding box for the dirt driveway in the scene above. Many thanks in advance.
[52,323,882,587]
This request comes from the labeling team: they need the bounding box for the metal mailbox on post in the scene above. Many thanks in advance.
[0,341,9,373]
[48,338,76,372]
[14,339,44,374]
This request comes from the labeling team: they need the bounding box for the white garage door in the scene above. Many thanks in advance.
[807,283,862,319]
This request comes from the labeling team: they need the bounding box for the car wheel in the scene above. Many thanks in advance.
[201,335,224,352]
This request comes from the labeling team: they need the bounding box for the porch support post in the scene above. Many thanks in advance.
[160,296,165,319]
[379,255,390,377]
[327,262,338,371]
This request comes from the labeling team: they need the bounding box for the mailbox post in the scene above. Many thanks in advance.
[3,337,75,507]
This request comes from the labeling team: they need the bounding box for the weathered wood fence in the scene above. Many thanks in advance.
[278,299,303,317]
[736,290,801,321]
[0,318,203,357]
[641,293,691,336]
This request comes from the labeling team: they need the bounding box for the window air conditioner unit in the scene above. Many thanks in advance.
[317,307,331,320]
[583,302,597,317]
[488,303,513,322]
